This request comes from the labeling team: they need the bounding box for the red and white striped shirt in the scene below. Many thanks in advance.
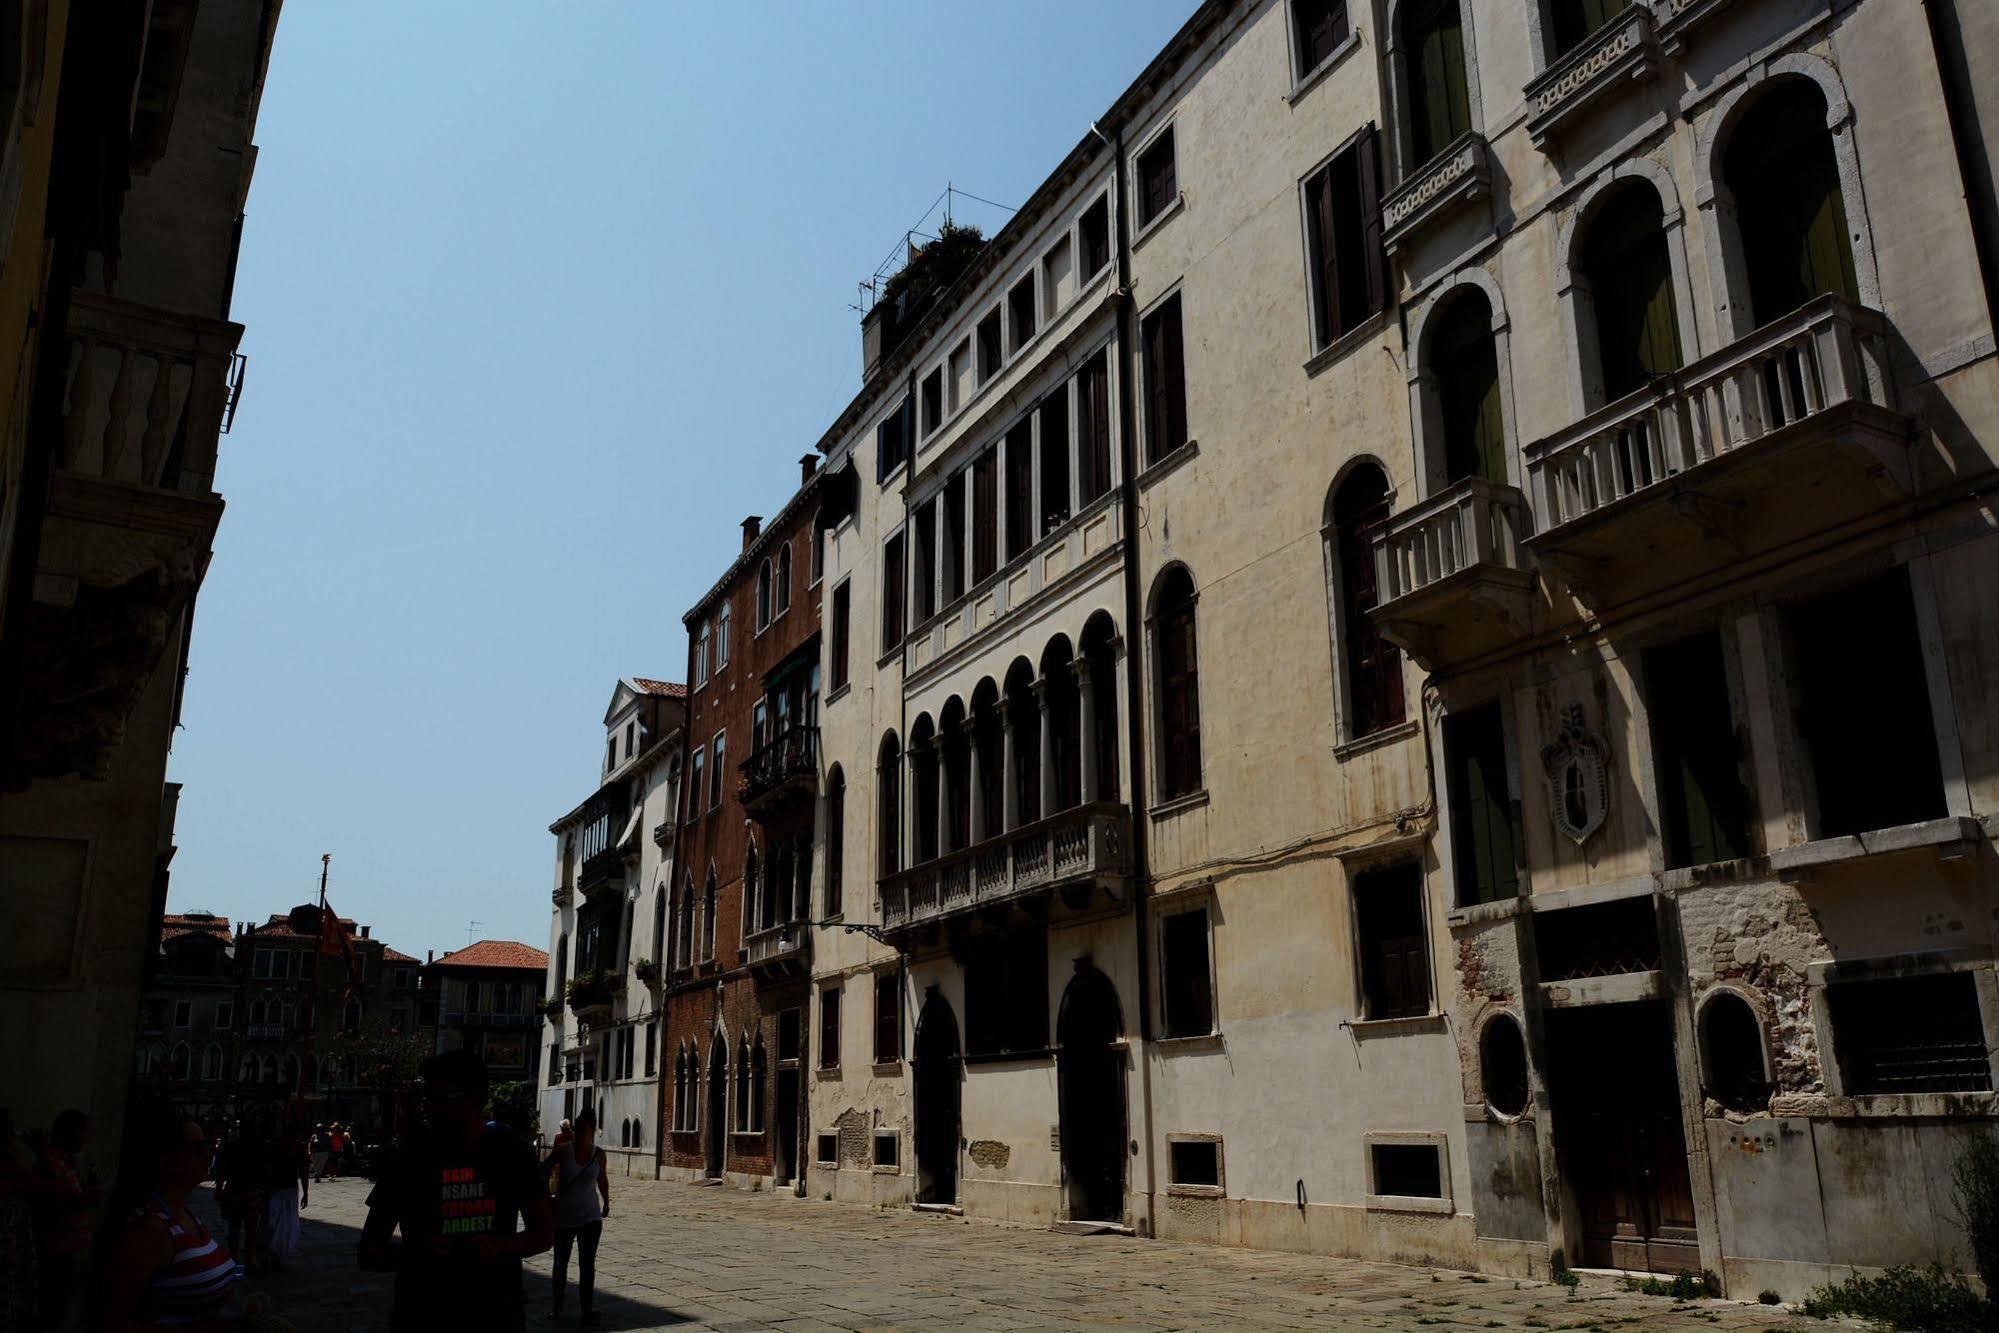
[140,1195,240,1325]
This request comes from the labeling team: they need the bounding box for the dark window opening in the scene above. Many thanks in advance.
[971,449,998,585]
[1169,1139,1221,1187]
[1579,184,1683,403]
[1075,350,1112,506]
[1040,390,1073,535]
[1008,275,1036,351]
[818,987,842,1069]
[1430,288,1505,486]
[1400,0,1471,167]
[1828,971,1990,1095]
[830,581,851,692]
[1141,294,1189,466]
[873,1132,900,1169]
[921,368,944,437]
[1079,195,1112,279]
[1446,702,1521,906]
[1549,0,1631,61]
[1355,862,1429,1020]
[816,1133,838,1164]
[965,927,1048,1056]
[875,972,902,1063]
[877,395,912,482]
[1137,127,1177,228]
[942,475,967,605]
[1534,897,1660,981]
[977,308,1003,383]
[825,770,845,917]
[1332,463,1404,737]
[1293,0,1350,79]
[1161,908,1214,1038]
[1646,632,1751,869]
[1004,420,1035,561]
[1372,1143,1443,1198]
[1304,128,1386,350]
[1788,569,1945,839]
[1155,567,1203,800]
[778,1007,802,1064]
[881,531,905,653]
[1725,80,1857,327]
[913,501,937,622]
[1481,1015,1530,1117]
[1699,992,1769,1113]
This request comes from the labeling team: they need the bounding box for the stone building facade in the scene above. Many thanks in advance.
[426,939,547,1107]
[135,912,240,1126]
[544,677,683,1176]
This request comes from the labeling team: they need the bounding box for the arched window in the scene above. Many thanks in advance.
[1081,617,1120,805]
[202,1043,224,1081]
[694,620,710,687]
[717,602,731,670]
[677,876,695,967]
[1723,79,1857,328]
[940,698,971,853]
[971,681,1005,835]
[878,733,902,878]
[632,1118,643,1148]
[238,1054,258,1084]
[169,1042,191,1081]
[343,997,362,1033]
[1038,637,1082,811]
[1400,0,1471,169]
[757,560,773,629]
[750,1039,768,1133]
[620,1119,631,1148]
[1700,990,1770,1113]
[1480,1013,1530,1117]
[1004,660,1041,827]
[1152,570,1203,800]
[824,766,846,916]
[701,871,717,960]
[652,887,666,970]
[735,1038,753,1128]
[555,933,569,994]
[1547,0,1629,61]
[281,1054,300,1090]
[777,543,792,613]
[1578,183,1682,403]
[1330,463,1405,739]
[910,715,939,864]
[1428,287,1505,486]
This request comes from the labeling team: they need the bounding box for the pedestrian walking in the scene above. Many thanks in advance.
[541,1110,610,1325]
[260,1127,307,1272]
[328,1126,347,1179]
[359,1050,553,1333]
[309,1126,331,1183]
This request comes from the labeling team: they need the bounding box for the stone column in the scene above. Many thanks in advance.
[1000,710,1019,832]
[1033,679,1056,815]
[1074,657,1098,805]
[968,713,988,846]
[906,739,926,865]
[935,730,954,857]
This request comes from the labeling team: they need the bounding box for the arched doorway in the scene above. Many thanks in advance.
[1057,963,1126,1223]
[705,1032,728,1179]
[913,989,962,1205]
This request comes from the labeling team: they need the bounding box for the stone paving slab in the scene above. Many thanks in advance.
[203,1176,1833,1331]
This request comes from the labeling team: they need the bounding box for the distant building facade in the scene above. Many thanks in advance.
[427,939,547,1108]
[134,912,238,1126]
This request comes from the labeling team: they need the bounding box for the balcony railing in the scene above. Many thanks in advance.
[878,802,1131,932]
[565,970,613,1022]
[739,726,819,808]
[1382,132,1491,256]
[1526,297,1896,537]
[245,1024,285,1040]
[1374,477,1530,607]
[744,921,809,968]
[1524,4,1657,147]
[578,845,627,895]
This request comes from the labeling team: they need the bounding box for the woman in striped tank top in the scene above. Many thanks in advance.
[97,1106,243,1332]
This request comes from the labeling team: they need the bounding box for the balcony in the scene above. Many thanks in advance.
[9,289,244,786]
[1382,133,1491,257]
[1370,478,1536,670]
[245,1024,285,1040]
[1524,297,1910,607]
[578,845,627,897]
[878,803,1131,939]
[1653,0,1734,53]
[743,921,809,977]
[1523,5,1657,149]
[565,971,613,1025]
[738,726,819,812]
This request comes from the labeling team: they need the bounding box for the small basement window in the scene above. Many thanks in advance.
[1828,971,1991,1095]
[873,1131,900,1169]
[816,1133,839,1166]
[1699,991,1770,1113]
[1480,1014,1530,1118]
[1169,1138,1221,1188]
[1533,896,1660,981]
[1371,1142,1443,1199]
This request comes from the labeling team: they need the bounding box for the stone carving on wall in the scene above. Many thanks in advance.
[1541,702,1609,846]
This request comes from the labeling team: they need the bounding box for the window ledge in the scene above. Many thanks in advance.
[1150,789,1210,822]
[871,1163,901,1175]
[1445,896,1524,929]
[815,1066,842,1081]
[729,1130,765,1141]
[1131,193,1186,253]
[1333,718,1419,763]
[1303,308,1389,378]
[1166,1182,1225,1199]
[1155,1032,1224,1055]
[1769,815,1980,879]
[825,681,852,708]
[1137,438,1200,491]
[871,1059,904,1076]
[876,642,905,670]
[1345,1013,1447,1039]
[1286,28,1363,105]
[1365,1193,1453,1216]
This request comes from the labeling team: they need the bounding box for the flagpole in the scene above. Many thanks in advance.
[302,853,328,1123]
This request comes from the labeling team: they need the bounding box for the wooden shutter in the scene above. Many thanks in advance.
[881,533,904,652]
[1309,167,1339,346]
[1449,706,1519,905]
[1340,502,1404,735]
[1158,586,1203,798]
[972,450,998,583]
[1160,297,1188,458]
[1355,127,1387,320]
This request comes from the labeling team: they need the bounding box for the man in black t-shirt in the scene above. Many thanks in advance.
[359,1049,554,1333]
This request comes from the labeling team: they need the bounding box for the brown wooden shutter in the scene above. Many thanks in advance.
[1356,127,1386,319]
[1311,168,1339,346]
[1162,297,1188,456]
[972,450,998,583]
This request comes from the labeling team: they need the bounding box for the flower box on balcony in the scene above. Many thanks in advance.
[633,958,662,986]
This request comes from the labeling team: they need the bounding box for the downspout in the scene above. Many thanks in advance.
[1924,0,1999,334]
[897,365,915,1192]
[1095,118,1160,1240]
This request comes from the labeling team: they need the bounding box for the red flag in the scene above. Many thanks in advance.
[318,901,362,996]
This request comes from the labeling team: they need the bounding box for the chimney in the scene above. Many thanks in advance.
[799,454,818,486]
[360,925,370,939]
[741,515,762,548]
[427,949,434,964]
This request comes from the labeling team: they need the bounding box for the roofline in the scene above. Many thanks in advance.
[549,726,685,833]
[682,469,824,627]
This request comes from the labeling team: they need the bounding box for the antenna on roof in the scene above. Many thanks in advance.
[465,920,484,948]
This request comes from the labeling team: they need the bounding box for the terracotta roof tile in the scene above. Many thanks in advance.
[630,677,686,699]
[427,940,549,972]
[381,947,419,963]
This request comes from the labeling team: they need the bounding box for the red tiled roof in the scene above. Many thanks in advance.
[631,677,685,698]
[428,940,548,972]
[161,913,231,943]
[381,947,419,963]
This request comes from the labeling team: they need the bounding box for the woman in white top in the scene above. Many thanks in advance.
[540,1108,609,1324]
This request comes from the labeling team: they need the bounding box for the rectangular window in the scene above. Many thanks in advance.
[608,737,619,772]
[1043,235,1074,316]
[709,734,726,810]
[624,721,635,759]
[1292,0,1350,80]
[215,1002,233,1030]
[1136,126,1177,228]
[1140,294,1188,466]
[825,778,844,917]
[173,1000,191,1028]
[1446,703,1521,906]
[977,308,1003,383]
[689,749,705,818]
[1828,971,1991,1094]
[779,1007,802,1063]
[912,501,937,623]
[942,473,967,605]
[971,449,998,585]
[949,338,973,413]
[1787,569,1946,838]
[1354,863,1429,1020]
[816,1133,839,1166]
[1169,1139,1221,1188]
[644,1022,656,1076]
[965,927,1048,1056]
[1004,420,1035,561]
[1371,1142,1443,1199]
[819,986,842,1069]
[876,394,912,483]
[1646,632,1751,869]
[874,972,902,1063]
[1076,350,1112,505]
[921,368,944,437]
[873,1131,900,1169]
[1039,389,1073,535]
[1535,897,1660,981]
[1079,194,1111,279]
[830,580,851,692]
[1009,275,1037,351]
[881,531,906,653]
[1303,126,1386,350]
[1161,906,1214,1038]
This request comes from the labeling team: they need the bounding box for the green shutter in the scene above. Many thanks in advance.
[1449,704,1520,906]
[1404,0,1471,166]
[1727,83,1858,326]
[1434,292,1506,486]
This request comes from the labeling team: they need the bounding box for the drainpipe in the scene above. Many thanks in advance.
[1094,118,1161,1240]
[1924,1,1999,334]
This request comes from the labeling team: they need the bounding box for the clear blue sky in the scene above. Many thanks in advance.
[166,2,1195,960]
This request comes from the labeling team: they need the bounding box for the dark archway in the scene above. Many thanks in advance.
[1723,78,1856,328]
[705,1032,728,1178]
[1057,962,1126,1223]
[913,989,962,1205]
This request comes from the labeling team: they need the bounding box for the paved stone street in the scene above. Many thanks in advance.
[205,1175,1835,1331]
